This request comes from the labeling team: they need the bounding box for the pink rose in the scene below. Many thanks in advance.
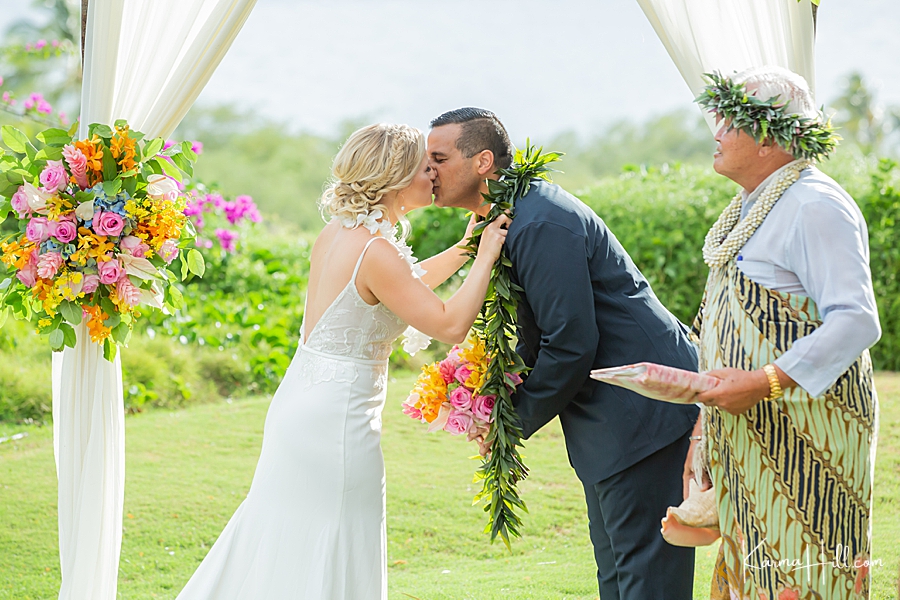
[472,394,496,423]
[116,276,141,307]
[81,273,100,294]
[120,236,149,258]
[36,252,63,279]
[449,385,473,410]
[62,145,89,189]
[50,219,77,243]
[97,257,124,285]
[444,409,473,436]
[93,211,125,237]
[39,160,68,193]
[438,359,457,384]
[454,365,473,386]
[10,187,30,217]
[26,217,51,243]
[159,239,179,264]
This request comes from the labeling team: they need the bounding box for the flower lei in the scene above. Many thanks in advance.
[464,143,562,549]
[702,160,812,268]
[695,71,840,162]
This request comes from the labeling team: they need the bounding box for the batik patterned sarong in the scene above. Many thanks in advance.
[697,262,877,600]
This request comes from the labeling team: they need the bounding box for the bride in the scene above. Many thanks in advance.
[176,123,509,599]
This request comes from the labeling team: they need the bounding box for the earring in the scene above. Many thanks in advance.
[400,205,406,211]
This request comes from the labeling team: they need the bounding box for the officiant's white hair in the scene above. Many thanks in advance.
[733,65,818,120]
[320,123,425,228]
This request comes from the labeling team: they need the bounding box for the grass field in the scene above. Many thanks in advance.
[1,372,898,599]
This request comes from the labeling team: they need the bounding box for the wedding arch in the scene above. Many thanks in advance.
[53,0,817,598]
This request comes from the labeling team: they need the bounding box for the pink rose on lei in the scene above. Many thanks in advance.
[438,359,457,384]
[81,273,100,295]
[26,216,51,243]
[98,257,124,285]
[158,239,179,264]
[10,187,30,217]
[93,211,125,237]
[50,219,77,243]
[454,365,473,386]
[472,394,496,423]
[16,249,39,287]
[36,252,63,279]
[444,409,473,436]
[120,236,149,258]
[39,160,68,193]
[449,385,473,410]
[116,276,142,307]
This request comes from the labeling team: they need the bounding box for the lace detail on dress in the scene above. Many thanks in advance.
[300,230,426,363]
[295,353,360,390]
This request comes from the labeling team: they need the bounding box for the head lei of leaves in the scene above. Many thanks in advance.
[695,71,840,161]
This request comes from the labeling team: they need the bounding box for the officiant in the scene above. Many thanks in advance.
[690,66,881,599]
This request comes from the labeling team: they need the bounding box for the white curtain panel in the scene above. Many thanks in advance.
[636,0,816,132]
[52,1,256,598]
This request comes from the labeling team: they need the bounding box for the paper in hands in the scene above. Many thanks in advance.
[590,362,719,404]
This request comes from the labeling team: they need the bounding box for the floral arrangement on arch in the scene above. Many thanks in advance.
[0,120,205,359]
[403,333,521,439]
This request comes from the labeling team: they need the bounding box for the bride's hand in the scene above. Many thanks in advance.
[461,213,480,245]
[476,214,511,264]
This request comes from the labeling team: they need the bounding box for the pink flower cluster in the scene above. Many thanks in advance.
[184,191,262,253]
[23,92,52,115]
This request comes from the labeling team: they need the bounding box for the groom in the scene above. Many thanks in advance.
[428,108,699,599]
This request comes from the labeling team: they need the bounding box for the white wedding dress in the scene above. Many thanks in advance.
[177,235,415,600]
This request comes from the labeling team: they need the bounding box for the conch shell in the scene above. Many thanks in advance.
[660,478,720,547]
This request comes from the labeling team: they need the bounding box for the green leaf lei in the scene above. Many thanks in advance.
[695,71,840,161]
[463,143,562,549]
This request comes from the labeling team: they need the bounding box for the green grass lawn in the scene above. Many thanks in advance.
[1,373,899,599]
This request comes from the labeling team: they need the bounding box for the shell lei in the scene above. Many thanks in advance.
[702,160,812,269]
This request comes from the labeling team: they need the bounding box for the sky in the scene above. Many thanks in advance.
[1,0,898,140]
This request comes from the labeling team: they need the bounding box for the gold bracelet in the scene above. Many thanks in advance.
[763,364,783,401]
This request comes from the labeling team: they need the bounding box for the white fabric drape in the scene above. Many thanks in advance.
[51,1,256,598]
[636,0,817,132]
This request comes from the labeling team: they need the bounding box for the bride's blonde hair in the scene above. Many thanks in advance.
[320,123,426,227]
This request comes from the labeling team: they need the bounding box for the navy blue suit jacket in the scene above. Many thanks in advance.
[507,180,699,485]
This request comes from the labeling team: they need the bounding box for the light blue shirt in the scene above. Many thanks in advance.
[737,162,881,397]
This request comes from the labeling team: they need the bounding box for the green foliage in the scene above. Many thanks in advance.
[856,158,900,370]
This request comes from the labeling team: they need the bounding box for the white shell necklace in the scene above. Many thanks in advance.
[702,160,812,269]
[332,208,425,277]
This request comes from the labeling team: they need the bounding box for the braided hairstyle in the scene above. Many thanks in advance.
[320,123,426,230]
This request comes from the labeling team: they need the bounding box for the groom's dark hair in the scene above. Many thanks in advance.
[430,107,513,169]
